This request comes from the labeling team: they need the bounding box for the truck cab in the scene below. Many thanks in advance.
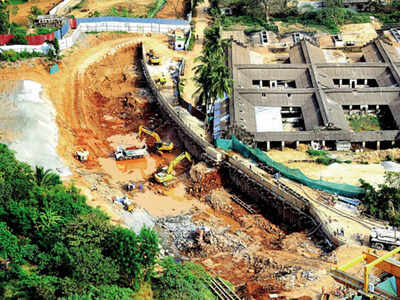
[370,227,400,250]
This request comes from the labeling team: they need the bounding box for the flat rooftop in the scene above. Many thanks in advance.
[229,38,400,144]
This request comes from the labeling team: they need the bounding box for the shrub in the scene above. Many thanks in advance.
[36,27,57,35]
[8,34,28,45]
[306,149,328,157]
[386,155,394,161]
[316,156,336,166]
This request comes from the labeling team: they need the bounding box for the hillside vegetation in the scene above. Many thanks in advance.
[0,144,215,299]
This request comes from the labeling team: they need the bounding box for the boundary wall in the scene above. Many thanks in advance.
[0,44,51,54]
[1,17,190,52]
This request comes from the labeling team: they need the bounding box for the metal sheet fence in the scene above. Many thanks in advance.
[2,17,190,52]
[26,33,55,45]
[76,16,189,25]
[0,35,14,46]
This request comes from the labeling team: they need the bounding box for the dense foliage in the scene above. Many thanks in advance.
[0,144,159,299]
[273,6,369,33]
[152,257,216,300]
[360,172,400,225]
[0,49,43,61]
[193,19,232,109]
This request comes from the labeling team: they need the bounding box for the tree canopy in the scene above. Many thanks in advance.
[360,172,400,226]
[0,143,159,299]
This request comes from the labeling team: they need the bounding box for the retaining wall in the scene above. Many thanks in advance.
[140,43,340,248]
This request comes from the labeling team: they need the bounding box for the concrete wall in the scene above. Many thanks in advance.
[0,43,52,54]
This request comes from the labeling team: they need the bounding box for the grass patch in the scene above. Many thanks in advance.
[307,149,344,166]
[146,0,166,18]
[34,27,57,35]
[108,7,137,17]
[347,115,381,132]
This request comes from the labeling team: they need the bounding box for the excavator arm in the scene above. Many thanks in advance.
[138,125,174,153]
[167,152,192,174]
[139,125,161,142]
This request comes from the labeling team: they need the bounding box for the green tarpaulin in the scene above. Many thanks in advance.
[216,136,363,197]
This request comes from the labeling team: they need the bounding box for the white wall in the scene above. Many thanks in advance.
[0,44,52,54]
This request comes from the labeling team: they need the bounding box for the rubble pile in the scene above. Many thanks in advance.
[156,215,214,253]
[204,189,233,213]
[188,162,221,198]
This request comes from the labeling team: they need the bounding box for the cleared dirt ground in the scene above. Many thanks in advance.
[9,0,55,25]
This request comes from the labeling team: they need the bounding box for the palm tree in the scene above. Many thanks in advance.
[34,166,61,187]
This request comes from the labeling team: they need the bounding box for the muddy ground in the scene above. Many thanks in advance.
[0,32,366,299]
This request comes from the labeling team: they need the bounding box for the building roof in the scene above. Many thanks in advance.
[229,38,400,143]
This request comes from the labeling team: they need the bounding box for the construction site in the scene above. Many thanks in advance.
[3,0,400,298]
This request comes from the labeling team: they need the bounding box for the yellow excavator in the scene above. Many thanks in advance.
[138,125,173,154]
[154,152,192,186]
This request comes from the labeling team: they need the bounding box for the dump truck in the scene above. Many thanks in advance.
[138,125,173,154]
[370,226,400,250]
[114,145,147,161]
[113,195,134,212]
[154,151,192,186]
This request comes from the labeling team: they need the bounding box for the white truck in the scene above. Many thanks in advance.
[370,226,400,251]
[114,145,147,161]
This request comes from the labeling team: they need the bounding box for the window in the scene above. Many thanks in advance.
[262,80,270,87]
[367,79,379,87]
[252,80,260,86]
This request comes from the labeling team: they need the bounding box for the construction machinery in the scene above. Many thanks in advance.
[155,73,167,86]
[138,125,173,154]
[113,196,134,212]
[370,226,400,251]
[114,145,147,160]
[147,49,161,65]
[154,151,192,186]
[75,148,89,162]
[330,247,400,299]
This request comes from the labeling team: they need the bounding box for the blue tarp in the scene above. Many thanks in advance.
[376,276,397,296]
[61,19,70,38]
[337,195,360,206]
[76,17,189,25]
[49,64,59,74]
[54,30,61,40]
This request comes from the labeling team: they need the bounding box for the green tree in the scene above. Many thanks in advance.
[360,172,400,225]
[152,257,216,300]
[33,166,61,187]
[103,226,159,289]
[0,6,9,34]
